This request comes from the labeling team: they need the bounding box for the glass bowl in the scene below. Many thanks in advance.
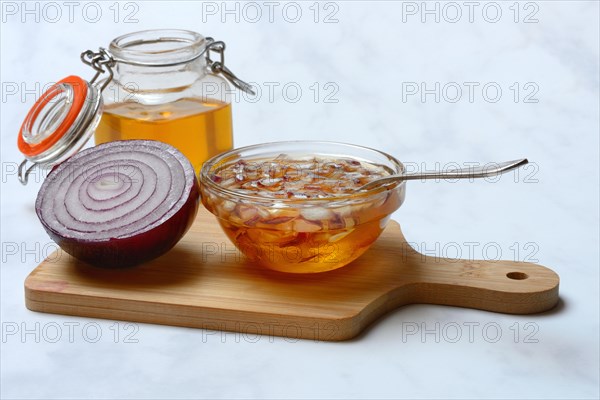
[199,141,406,273]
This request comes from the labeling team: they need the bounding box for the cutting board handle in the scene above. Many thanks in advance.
[388,241,560,314]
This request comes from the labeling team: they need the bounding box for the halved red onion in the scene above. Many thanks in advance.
[36,140,200,268]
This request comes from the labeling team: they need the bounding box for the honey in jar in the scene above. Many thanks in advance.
[95,99,233,173]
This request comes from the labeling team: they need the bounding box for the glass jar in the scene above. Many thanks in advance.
[16,29,253,184]
[95,29,233,174]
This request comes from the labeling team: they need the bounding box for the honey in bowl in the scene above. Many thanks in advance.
[200,143,406,273]
[95,98,233,175]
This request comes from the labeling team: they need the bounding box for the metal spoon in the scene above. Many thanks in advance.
[357,158,529,192]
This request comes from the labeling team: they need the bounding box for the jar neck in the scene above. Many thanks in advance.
[108,29,208,89]
[114,59,207,89]
[109,29,206,65]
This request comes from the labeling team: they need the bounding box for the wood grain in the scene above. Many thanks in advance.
[25,207,560,341]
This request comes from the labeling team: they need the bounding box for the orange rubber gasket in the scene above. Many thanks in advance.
[18,75,88,157]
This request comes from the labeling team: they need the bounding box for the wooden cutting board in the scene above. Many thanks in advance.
[25,207,559,341]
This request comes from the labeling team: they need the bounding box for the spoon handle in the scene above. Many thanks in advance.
[359,159,529,191]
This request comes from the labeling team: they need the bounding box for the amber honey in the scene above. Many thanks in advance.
[219,217,390,273]
[201,156,402,273]
[95,98,233,174]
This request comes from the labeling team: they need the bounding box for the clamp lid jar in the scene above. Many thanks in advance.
[17,29,253,184]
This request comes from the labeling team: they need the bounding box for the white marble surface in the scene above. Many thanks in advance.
[1,1,598,399]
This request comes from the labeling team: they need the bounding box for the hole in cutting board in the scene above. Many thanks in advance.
[506,271,528,280]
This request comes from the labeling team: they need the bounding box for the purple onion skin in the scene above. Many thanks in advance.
[38,167,200,269]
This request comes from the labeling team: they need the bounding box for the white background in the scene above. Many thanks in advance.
[1,1,599,399]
